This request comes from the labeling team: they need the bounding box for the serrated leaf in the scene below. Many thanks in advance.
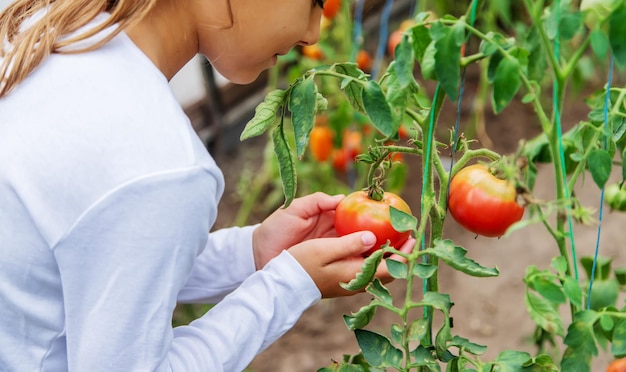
[431,239,500,277]
[354,329,403,369]
[587,149,613,189]
[289,77,317,158]
[340,250,384,291]
[525,291,564,336]
[492,56,522,113]
[362,80,394,137]
[367,278,392,305]
[240,89,285,140]
[332,63,366,113]
[344,304,377,331]
[432,21,464,101]
[271,124,297,207]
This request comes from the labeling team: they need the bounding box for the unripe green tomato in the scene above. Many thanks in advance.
[580,0,620,28]
[605,183,626,211]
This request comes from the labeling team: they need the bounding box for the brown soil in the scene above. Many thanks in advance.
[210,75,626,372]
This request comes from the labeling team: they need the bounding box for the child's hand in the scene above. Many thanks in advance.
[252,192,345,270]
[288,233,416,298]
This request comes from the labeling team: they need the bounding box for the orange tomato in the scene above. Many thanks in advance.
[387,30,404,58]
[309,126,334,162]
[322,0,341,19]
[342,130,363,160]
[607,358,626,372]
[302,45,324,60]
[356,49,373,72]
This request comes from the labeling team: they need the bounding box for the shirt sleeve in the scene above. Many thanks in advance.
[177,225,259,304]
[52,168,321,371]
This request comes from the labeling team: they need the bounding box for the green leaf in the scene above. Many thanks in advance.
[394,34,416,88]
[271,123,297,207]
[611,319,626,357]
[344,304,377,331]
[410,25,432,62]
[434,318,452,360]
[609,3,626,66]
[240,89,285,140]
[420,41,437,80]
[354,329,403,369]
[409,345,439,370]
[340,250,384,291]
[386,259,408,279]
[563,276,584,308]
[390,206,417,233]
[533,278,567,304]
[419,292,453,315]
[413,263,438,279]
[362,80,395,137]
[581,255,613,280]
[525,291,565,336]
[551,256,568,275]
[333,63,366,113]
[407,318,429,343]
[431,239,500,277]
[561,310,600,371]
[367,278,392,305]
[590,28,610,58]
[432,21,464,101]
[493,350,533,371]
[449,336,487,355]
[492,56,522,113]
[559,11,583,40]
[390,323,403,344]
[588,279,619,310]
[289,77,317,158]
[587,149,613,189]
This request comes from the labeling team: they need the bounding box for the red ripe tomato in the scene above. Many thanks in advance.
[322,0,341,19]
[356,49,373,72]
[335,190,412,256]
[309,126,334,162]
[332,148,350,172]
[608,359,626,372]
[448,164,524,237]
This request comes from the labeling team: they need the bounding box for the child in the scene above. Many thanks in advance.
[0,0,414,371]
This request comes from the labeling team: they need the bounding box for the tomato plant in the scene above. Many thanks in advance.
[241,0,626,370]
[334,190,412,257]
[448,163,525,237]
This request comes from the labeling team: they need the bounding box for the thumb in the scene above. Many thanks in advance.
[321,231,377,263]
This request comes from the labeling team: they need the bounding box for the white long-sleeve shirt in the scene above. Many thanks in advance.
[0,15,320,371]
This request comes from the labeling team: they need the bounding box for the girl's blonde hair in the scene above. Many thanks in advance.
[0,0,157,98]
